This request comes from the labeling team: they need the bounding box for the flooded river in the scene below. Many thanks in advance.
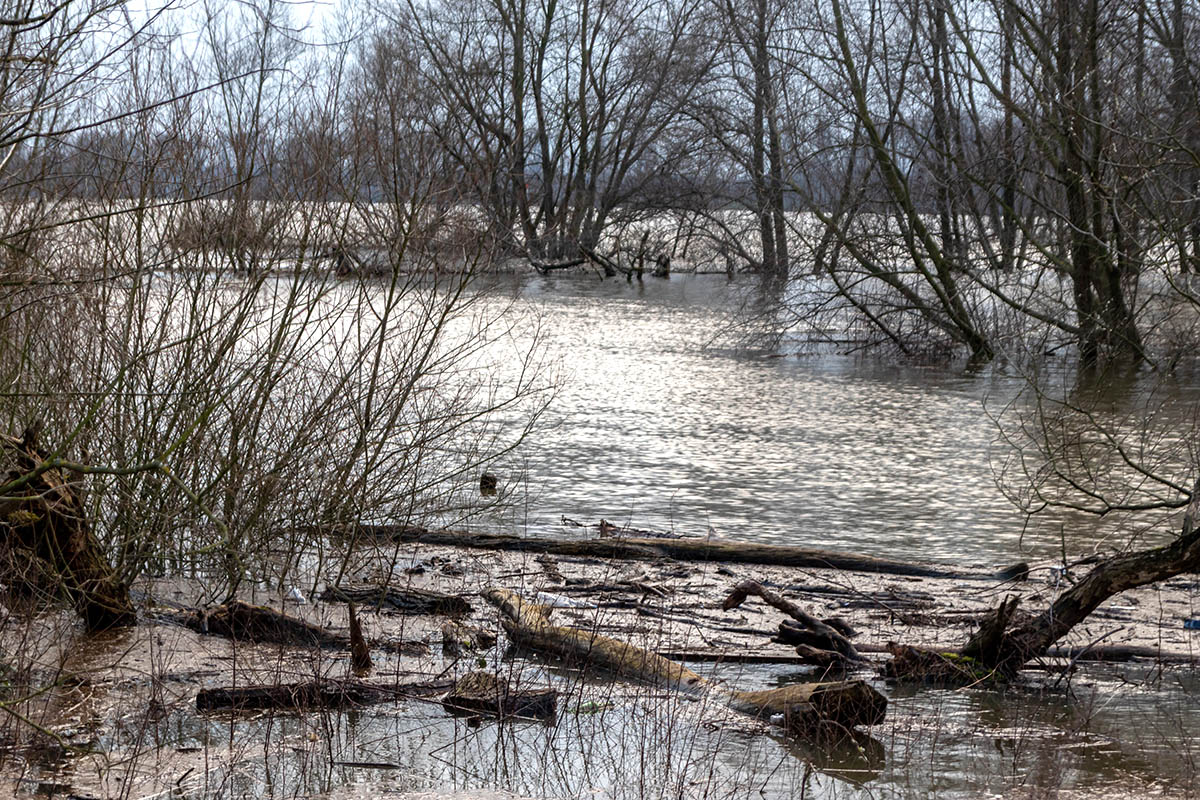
[478,272,1193,566]
[5,270,1199,800]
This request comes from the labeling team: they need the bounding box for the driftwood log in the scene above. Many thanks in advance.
[165,600,348,647]
[888,478,1200,681]
[723,580,865,668]
[0,432,135,630]
[196,678,454,711]
[440,671,557,720]
[161,600,428,655]
[320,583,471,614]
[483,588,886,732]
[360,524,967,578]
[1044,644,1196,664]
[655,650,833,665]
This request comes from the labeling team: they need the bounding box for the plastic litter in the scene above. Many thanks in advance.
[534,591,597,609]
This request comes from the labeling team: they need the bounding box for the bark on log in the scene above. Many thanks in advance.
[440,671,557,720]
[320,583,471,614]
[960,594,1019,665]
[360,524,965,578]
[580,246,624,278]
[1044,644,1195,664]
[985,478,1200,675]
[161,600,429,655]
[0,433,135,630]
[557,579,672,598]
[881,643,993,684]
[167,600,347,647]
[794,644,856,670]
[196,678,453,711]
[654,650,835,665]
[775,624,855,661]
[483,588,886,731]
[529,256,588,273]
[887,477,1200,680]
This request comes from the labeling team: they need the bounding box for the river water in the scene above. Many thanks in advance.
[477,272,1193,567]
[10,270,1200,800]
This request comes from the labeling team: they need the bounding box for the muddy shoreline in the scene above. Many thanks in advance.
[1,532,1197,799]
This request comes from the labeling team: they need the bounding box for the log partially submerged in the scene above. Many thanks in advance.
[363,524,966,578]
[483,588,886,731]
[320,583,471,615]
[166,600,348,648]
[0,432,135,630]
[161,600,428,655]
[196,678,454,711]
[887,478,1200,681]
[1045,644,1196,664]
[724,580,865,667]
[440,671,557,721]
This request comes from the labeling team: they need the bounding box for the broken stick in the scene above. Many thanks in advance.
[723,580,865,664]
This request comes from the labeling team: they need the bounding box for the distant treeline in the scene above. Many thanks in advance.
[2,0,1199,362]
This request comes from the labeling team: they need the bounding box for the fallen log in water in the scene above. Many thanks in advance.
[483,588,886,731]
[159,600,429,655]
[886,477,1200,682]
[196,678,454,711]
[197,672,556,721]
[360,524,967,578]
[1045,644,1196,664]
[440,671,557,721]
[655,650,835,665]
[165,600,348,647]
[320,583,472,614]
[724,580,866,667]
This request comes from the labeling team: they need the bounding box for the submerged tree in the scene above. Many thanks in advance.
[388,0,711,267]
[735,0,1197,366]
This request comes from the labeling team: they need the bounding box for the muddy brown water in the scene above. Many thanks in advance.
[4,272,1200,799]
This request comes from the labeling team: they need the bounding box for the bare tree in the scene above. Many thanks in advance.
[388,0,710,270]
[1,0,553,607]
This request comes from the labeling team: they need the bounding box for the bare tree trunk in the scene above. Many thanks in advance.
[929,0,957,268]
[751,0,777,276]
[762,28,789,280]
[0,434,135,631]
[1055,0,1142,366]
[1167,0,1200,273]
[998,0,1018,271]
[888,478,1200,680]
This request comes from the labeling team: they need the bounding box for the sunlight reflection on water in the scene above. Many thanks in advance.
[472,272,1190,566]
